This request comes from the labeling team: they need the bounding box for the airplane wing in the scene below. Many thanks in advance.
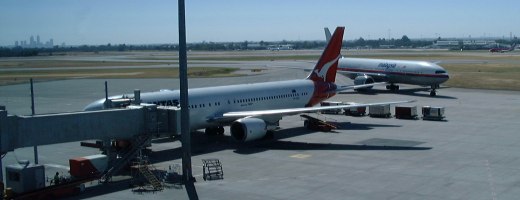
[338,70,387,79]
[359,72,387,78]
[217,100,414,119]
[335,82,387,92]
[207,82,396,123]
[339,71,389,83]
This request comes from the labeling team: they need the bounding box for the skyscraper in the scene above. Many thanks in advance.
[30,36,35,47]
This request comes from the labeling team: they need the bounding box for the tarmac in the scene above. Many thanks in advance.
[1,66,520,199]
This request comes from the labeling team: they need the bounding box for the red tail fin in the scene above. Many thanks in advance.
[307,27,344,83]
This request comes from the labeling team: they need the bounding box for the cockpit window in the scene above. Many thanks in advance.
[435,70,446,74]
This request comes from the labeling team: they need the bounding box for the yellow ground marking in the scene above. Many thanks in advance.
[290,154,311,159]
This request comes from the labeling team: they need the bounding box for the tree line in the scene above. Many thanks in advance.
[2,35,517,57]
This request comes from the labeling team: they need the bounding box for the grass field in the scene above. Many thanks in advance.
[442,63,520,90]
[0,60,173,68]
[1,50,519,91]
[0,67,239,86]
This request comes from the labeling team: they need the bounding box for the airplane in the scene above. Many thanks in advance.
[85,27,412,142]
[325,28,450,97]
[489,43,516,53]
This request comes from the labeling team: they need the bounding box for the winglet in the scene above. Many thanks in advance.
[306,27,344,83]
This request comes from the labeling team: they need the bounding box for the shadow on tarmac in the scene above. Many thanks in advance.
[149,126,431,163]
[255,140,431,151]
[66,179,138,200]
[333,122,402,130]
[73,126,430,199]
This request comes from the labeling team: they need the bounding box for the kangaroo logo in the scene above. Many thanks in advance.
[313,55,340,81]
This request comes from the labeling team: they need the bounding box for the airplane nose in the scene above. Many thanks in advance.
[434,63,449,80]
[441,73,450,83]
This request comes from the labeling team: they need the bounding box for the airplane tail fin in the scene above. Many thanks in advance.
[306,26,344,83]
[324,27,332,42]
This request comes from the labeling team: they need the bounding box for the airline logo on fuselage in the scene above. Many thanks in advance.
[378,63,397,69]
[313,55,340,81]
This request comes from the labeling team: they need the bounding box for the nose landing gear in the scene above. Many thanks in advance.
[430,84,439,96]
[430,90,437,96]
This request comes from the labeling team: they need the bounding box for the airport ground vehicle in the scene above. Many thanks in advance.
[395,105,418,119]
[301,114,337,132]
[422,106,445,121]
[369,104,391,118]
[320,101,344,114]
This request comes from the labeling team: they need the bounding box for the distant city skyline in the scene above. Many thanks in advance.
[1,0,519,46]
[14,35,56,48]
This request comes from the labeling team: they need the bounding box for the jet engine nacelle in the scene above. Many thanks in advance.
[230,118,267,142]
[354,75,375,89]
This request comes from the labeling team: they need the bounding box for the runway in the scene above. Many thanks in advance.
[1,66,520,199]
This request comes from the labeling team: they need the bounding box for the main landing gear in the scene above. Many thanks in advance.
[386,84,400,92]
[205,126,225,135]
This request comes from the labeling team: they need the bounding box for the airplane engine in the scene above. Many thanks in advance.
[354,75,374,89]
[230,118,267,142]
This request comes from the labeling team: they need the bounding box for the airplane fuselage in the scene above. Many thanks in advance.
[338,57,449,86]
[84,27,411,141]
[85,80,335,130]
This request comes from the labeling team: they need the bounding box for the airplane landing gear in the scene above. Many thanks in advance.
[386,84,399,91]
[430,84,439,96]
[430,90,437,96]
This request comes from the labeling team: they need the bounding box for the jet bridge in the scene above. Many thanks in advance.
[0,104,180,193]
[0,104,180,153]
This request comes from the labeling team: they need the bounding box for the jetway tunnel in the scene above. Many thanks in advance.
[0,104,180,153]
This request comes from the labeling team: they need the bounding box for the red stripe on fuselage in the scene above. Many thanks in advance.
[339,68,449,78]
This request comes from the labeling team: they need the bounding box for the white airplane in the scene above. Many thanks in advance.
[85,27,412,142]
[325,28,449,96]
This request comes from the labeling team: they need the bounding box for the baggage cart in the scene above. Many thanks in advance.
[320,101,343,114]
[395,105,418,119]
[422,106,445,121]
[369,104,391,118]
[343,102,366,116]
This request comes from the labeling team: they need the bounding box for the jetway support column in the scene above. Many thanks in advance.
[103,139,116,169]
[0,109,6,187]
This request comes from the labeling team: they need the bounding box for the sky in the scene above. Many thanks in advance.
[1,0,520,46]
